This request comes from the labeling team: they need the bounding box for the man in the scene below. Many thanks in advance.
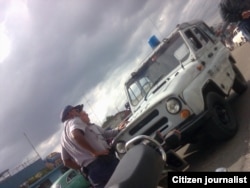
[60,104,125,188]
[219,0,250,41]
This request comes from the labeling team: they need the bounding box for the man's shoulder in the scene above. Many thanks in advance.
[90,123,104,129]
[66,117,86,131]
[66,117,83,126]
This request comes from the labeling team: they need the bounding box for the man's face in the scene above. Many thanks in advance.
[67,108,81,119]
[78,110,91,124]
[69,108,80,116]
[67,108,90,124]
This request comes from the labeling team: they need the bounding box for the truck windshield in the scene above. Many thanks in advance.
[126,33,189,107]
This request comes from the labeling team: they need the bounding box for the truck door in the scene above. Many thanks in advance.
[184,26,215,63]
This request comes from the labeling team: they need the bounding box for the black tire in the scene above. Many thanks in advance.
[204,92,238,141]
[232,64,248,95]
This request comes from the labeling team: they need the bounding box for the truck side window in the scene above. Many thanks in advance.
[198,23,216,43]
[128,83,143,106]
[184,30,202,50]
[193,27,209,46]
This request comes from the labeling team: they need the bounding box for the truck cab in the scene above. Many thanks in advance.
[113,20,247,158]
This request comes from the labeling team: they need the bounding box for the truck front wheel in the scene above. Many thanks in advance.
[204,92,238,141]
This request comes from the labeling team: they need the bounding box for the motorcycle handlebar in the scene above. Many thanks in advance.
[125,135,167,162]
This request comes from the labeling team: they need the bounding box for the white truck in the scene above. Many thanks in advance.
[113,20,247,158]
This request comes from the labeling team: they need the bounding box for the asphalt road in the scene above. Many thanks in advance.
[177,42,250,172]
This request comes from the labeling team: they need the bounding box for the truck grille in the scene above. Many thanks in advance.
[129,110,159,135]
[143,117,168,136]
[129,110,168,135]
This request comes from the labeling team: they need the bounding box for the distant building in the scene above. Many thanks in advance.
[102,109,131,129]
[0,152,64,188]
[0,158,46,188]
[45,152,62,168]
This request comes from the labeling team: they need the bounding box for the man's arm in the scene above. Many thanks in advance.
[242,10,250,19]
[63,158,81,170]
[101,120,127,140]
[61,146,81,170]
[71,129,109,156]
[117,120,127,131]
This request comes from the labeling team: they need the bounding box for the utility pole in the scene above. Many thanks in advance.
[84,98,102,125]
[23,132,41,159]
[148,16,164,39]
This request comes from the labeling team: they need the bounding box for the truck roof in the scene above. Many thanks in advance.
[124,19,206,86]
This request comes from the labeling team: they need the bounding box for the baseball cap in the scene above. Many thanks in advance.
[60,104,83,122]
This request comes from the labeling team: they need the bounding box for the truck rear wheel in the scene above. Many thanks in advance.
[232,64,248,95]
[204,92,238,141]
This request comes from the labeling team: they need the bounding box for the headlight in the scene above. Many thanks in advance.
[165,98,181,114]
[115,141,126,154]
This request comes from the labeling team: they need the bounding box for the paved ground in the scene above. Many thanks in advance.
[180,42,250,172]
[232,42,250,172]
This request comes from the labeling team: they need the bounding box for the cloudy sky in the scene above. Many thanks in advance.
[0,0,223,174]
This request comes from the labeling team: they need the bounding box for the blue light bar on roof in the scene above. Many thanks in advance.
[148,35,160,49]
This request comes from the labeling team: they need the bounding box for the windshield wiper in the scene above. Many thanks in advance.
[144,75,164,100]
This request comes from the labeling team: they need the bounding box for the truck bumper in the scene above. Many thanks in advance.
[165,110,212,148]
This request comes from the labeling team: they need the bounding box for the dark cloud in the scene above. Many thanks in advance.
[0,0,222,173]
